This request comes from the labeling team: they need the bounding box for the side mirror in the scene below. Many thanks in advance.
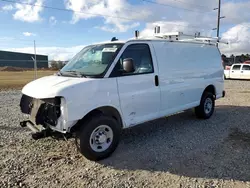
[122,58,135,73]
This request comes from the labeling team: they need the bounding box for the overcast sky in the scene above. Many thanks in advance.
[0,0,249,60]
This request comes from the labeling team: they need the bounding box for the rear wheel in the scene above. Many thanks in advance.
[195,92,215,119]
[76,115,121,161]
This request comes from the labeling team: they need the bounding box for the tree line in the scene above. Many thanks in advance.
[49,60,68,70]
[222,54,250,66]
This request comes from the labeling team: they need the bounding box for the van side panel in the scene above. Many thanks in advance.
[60,78,124,129]
[152,41,224,116]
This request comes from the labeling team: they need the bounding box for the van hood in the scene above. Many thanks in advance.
[22,75,93,99]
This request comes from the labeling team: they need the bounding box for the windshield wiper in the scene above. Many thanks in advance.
[56,71,62,76]
[63,71,87,78]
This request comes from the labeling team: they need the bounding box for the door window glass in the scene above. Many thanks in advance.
[232,65,241,70]
[111,44,154,77]
[242,65,250,70]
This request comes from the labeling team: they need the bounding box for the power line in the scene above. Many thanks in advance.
[142,0,213,14]
[169,0,212,10]
[0,0,218,45]
[0,38,33,43]
[0,37,54,48]
[0,0,177,23]
[159,23,210,30]
[0,0,137,21]
[227,23,250,29]
[0,0,212,30]
[0,40,50,47]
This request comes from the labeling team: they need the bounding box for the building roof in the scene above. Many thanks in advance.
[243,60,250,64]
[0,50,47,57]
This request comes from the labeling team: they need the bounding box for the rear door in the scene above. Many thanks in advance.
[109,43,161,127]
[230,65,242,79]
[241,65,250,79]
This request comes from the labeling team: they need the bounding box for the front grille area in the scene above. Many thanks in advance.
[20,94,61,127]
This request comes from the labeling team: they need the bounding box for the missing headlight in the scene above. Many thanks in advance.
[36,97,61,126]
[20,95,62,127]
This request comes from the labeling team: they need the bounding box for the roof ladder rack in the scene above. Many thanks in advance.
[153,32,228,45]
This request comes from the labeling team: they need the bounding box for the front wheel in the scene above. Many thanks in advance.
[195,92,215,119]
[77,115,121,161]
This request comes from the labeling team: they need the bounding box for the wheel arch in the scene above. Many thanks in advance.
[201,85,216,101]
[70,106,124,133]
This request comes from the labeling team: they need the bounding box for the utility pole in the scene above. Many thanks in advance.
[214,0,225,47]
[216,0,221,45]
[33,40,37,79]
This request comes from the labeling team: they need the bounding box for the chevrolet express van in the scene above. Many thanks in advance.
[20,33,225,161]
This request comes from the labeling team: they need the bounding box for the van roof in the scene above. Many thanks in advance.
[95,39,217,46]
[127,38,218,46]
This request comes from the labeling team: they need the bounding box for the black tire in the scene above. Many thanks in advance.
[195,92,215,119]
[78,115,121,161]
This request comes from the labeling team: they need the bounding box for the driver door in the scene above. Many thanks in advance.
[110,43,161,127]
[230,65,242,79]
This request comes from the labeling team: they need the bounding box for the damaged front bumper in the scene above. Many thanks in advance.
[20,120,45,133]
[19,94,72,134]
[20,120,49,140]
[20,120,72,140]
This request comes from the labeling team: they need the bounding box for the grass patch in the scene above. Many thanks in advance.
[0,71,56,89]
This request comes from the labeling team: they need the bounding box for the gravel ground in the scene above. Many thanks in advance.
[1,80,250,188]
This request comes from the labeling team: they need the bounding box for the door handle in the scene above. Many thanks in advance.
[241,71,243,73]
[232,71,234,73]
[155,75,159,86]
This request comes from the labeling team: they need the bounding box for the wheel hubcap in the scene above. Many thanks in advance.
[90,125,113,152]
[204,98,213,114]
[98,134,107,144]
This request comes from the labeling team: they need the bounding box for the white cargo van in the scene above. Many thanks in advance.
[20,32,225,161]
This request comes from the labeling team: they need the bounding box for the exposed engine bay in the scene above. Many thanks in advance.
[20,94,61,128]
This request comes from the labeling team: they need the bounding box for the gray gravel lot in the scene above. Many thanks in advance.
[1,80,250,188]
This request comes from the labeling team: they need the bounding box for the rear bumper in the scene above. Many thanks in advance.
[216,90,226,100]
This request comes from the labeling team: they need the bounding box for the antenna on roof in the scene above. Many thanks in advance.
[195,32,201,38]
[154,26,161,34]
[111,37,118,42]
[135,30,140,39]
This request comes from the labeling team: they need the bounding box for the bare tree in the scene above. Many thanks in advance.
[57,61,65,69]
[50,60,58,70]
[49,60,65,70]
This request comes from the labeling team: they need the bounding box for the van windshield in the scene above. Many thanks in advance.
[60,43,124,78]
